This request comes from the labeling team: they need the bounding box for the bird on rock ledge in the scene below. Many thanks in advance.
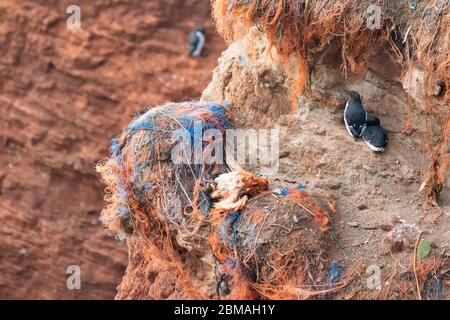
[361,115,388,152]
[343,90,388,152]
[343,90,368,138]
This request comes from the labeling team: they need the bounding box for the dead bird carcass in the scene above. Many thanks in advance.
[97,101,347,299]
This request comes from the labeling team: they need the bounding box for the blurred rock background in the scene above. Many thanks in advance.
[0,0,224,299]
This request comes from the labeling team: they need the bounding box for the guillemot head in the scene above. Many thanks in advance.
[344,90,361,102]
[193,26,205,34]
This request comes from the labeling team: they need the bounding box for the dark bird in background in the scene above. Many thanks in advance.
[361,115,389,152]
[343,90,367,138]
[188,26,206,57]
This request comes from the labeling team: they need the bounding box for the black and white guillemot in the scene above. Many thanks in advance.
[343,90,368,138]
[188,27,206,57]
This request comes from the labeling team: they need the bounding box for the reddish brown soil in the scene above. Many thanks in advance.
[0,0,224,299]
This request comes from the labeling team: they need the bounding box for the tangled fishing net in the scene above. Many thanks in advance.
[97,101,353,299]
[209,186,350,300]
[211,0,450,202]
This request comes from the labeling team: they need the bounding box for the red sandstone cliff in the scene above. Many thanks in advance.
[0,0,224,299]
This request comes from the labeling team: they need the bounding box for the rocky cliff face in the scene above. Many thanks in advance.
[0,0,224,299]
[113,29,450,300]
[202,31,450,299]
